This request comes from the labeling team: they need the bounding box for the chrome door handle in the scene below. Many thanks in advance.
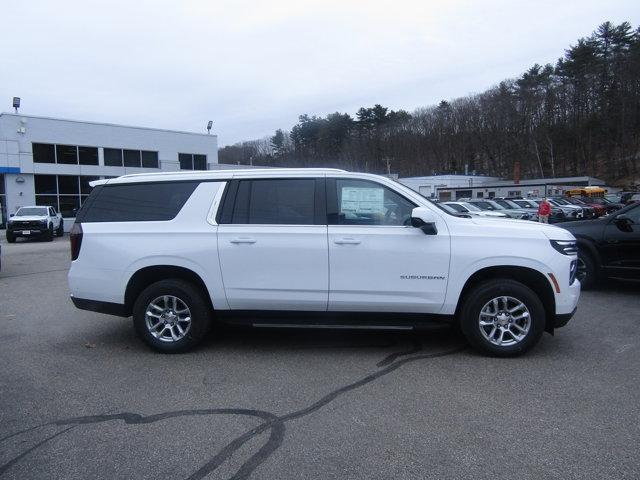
[230,237,256,244]
[334,238,361,245]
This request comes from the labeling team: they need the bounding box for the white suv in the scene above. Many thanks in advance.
[68,168,580,356]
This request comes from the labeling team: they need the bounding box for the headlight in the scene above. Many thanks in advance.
[550,240,578,255]
[569,259,578,284]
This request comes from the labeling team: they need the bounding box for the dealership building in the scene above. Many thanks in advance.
[0,112,218,228]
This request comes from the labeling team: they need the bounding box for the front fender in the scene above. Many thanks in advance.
[442,255,555,315]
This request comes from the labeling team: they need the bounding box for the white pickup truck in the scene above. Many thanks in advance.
[68,168,580,356]
[6,205,64,242]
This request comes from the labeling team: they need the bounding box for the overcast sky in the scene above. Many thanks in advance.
[1,1,638,146]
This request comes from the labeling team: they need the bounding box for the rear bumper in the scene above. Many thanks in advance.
[70,296,130,317]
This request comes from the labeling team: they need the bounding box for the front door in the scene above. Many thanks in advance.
[600,204,640,279]
[217,178,329,310]
[326,178,450,313]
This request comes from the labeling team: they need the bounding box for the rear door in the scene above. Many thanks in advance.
[217,177,329,310]
[326,177,450,313]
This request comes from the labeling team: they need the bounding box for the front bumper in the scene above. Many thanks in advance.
[7,226,47,236]
[554,307,577,328]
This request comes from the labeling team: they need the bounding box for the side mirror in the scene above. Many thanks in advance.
[9,213,14,217]
[615,214,633,231]
[411,207,438,235]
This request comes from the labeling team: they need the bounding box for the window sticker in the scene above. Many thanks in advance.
[341,187,384,215]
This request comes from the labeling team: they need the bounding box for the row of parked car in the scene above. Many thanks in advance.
[438,194,633,224]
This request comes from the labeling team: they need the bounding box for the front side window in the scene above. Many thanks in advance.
[230,179,316,225]
[328,179,415,226]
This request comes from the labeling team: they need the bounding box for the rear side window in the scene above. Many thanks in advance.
[78,181,199,222]
[220,178,322,225]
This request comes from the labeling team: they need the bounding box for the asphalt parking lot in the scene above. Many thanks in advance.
[1,235,639,480]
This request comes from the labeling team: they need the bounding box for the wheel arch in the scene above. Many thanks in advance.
[124,265,214,316]
[455,265,556,334]
[574,236,601,269]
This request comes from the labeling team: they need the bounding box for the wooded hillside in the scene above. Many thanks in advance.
[219,22,640,185]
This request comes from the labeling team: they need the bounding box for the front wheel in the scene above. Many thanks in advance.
[459,279,546,357]
[56,220,64,237]
[132,279,212,353]
[576,252,596,290]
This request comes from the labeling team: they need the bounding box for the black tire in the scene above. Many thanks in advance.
[576,251,596,290]
[459,279,546,357]
[45,225,54,242]
[56,220,64,237]
[6,232,16,243]
[133,279,212,353]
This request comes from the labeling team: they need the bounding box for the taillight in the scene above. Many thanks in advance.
[70,223,83,261]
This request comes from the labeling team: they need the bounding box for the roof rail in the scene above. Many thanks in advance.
[116,167,347,180]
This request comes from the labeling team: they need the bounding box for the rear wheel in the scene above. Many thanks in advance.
[56,220,64,237]
[133,279,212,353]
[460,279,546,357]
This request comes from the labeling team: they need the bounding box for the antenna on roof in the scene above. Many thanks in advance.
[12,97,20,114]
[206,120,213,134]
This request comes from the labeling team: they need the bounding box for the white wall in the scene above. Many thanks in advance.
[0,113,218,221]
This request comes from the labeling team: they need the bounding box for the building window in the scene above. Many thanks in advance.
[78,146,99,165]
[123,149,141,167]
[179,153,207,170]
[33,143,98,165]
[56,145,78,164]
[507,191,522,197]
[141,151,159,168]
[104,148,159,168]
[476,192,484,198]
[33,143,56,163]
[34,174,100,217]
[104,148,123,166]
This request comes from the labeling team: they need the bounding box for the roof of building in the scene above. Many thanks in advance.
[0,112,217,138]
[439,176,606,189]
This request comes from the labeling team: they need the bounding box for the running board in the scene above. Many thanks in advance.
[253,323,414,331]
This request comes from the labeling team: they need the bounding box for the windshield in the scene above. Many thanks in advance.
[552,198,569,205]
[15,207,48,216]
[493,200,514,209]
[471,201,497,210]
[460,202,481,212]
[443,203,468,213]
[514,200,533,208]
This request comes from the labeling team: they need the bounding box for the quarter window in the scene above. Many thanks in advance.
[328,179,415,226]
[78,182,200,222]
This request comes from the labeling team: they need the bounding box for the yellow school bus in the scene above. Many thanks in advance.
[565,186,607,198]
